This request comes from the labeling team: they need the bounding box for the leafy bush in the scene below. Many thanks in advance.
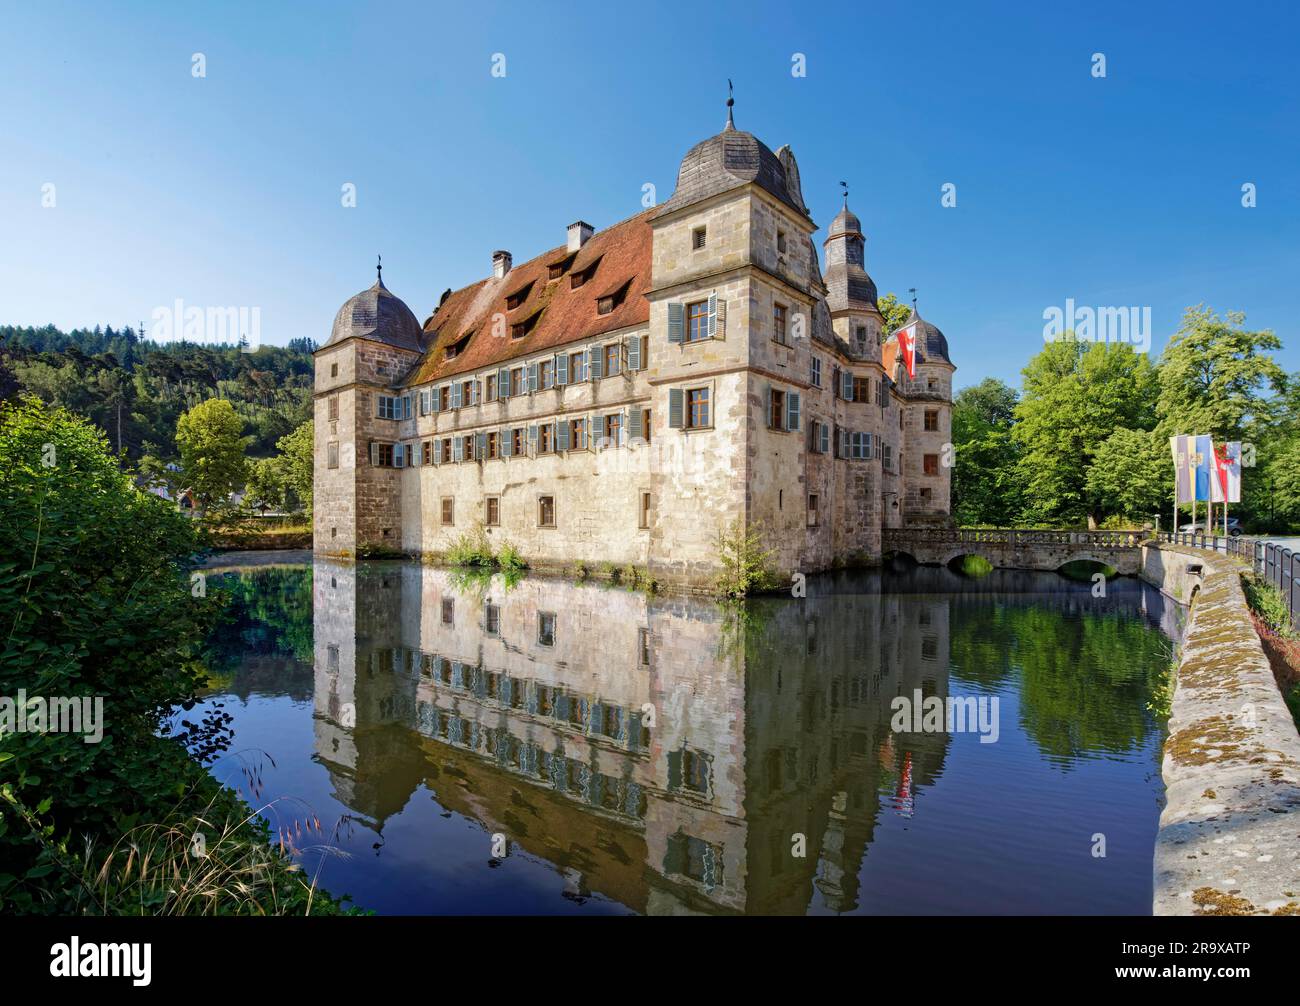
[0,396,338,914]
[714,518,781,598]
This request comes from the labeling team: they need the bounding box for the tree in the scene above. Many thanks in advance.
[1157,305,1285,440]
[276,420,313,513]
[1014,336,1158,526]
[951,379,1024,525]
[876,292,912,337]
[1085,428,1169,524]
[175,398,249,514]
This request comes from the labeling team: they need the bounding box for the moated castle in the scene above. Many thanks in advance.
[312,109,955,588]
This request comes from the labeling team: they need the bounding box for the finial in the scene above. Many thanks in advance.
[909,287,918,313]
[839,180,849,208]
[725,78,735,130]
[377,254,383,284]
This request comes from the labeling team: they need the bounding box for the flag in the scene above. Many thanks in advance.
[1193,435,1213,501]
[897,321,918,380]
[1169,435,1194,503]
[1212,441,1242,504]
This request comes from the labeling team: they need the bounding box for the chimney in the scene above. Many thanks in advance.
[492,250,512,279]
[567,221,594,253]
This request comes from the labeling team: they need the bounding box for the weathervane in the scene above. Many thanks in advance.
[726,78,735,128]
[909,287,918,312]
[840,180,849,208]
[377,254,383,284]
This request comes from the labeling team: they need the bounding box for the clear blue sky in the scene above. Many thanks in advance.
[2,0,1297,391]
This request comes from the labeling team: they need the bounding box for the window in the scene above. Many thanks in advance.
[570,417,587,450]
[855,324,867,346]
[510,367,525,396]
[639,627,651,666]
[928,378,938,392]
[486,430,500,460]
[924,453,940,476]
[422,440,433,465]
[687,387,710,428]
[852,377,872,403]
[639,491,652,529]
[777,229,788,254]
[538,424,553,453]
[604,343,620,377]
[327,442,339,469]
[773,303,788,345]
[538,495,555,528]
[485,496,500,526]
[486,373,498,401]
[511,428,525,456]
[328,395,339,421]
[569,351,586,382]
[438,385,450,411]
[440,437,452,463]
[377,395,402,420]
[607,412,623,447]
[330,362,338,378]
[692,226,707,250]
[920,486,933,504]
[769,388,787,430]
[462,380,476,405]
[686,300,710,342]
[641,408,652,443]
[375,442,395,467]
[485,604,500,636]
[883,444,893,472]
[540,358,554,389]
[810,356,821,388]
[538,612,556,647]
[682,749,711,796]
[441,597,454,625]
[506,282,533,311]
[441,497,454,525]
[807,493,819,526]
[924,410,939,432]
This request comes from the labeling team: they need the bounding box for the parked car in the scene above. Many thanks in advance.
[1178,518,1241,536]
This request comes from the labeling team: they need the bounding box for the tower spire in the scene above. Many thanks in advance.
[725,78,735,130]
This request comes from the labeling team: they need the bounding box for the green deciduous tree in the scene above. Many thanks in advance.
[876,292,912,337]
[951,378,1024,525]
[1085,427,1169,524]
[176,398,250,514]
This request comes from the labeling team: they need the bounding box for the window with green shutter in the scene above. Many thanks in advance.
[555,419,570,450]
[556,353,569,385]
[527,362,538,393]
[667,302,684,343]
[628,406,642,442]
[787,391,801,432]
[587,346,603,380]
[627,334,641,370]
[668,387,684,428]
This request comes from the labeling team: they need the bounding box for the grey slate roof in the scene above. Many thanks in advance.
[825,265,879,311]
[326,277,423,352]
[658,123,810,218]
[905,308,952,365]
[828,205,861,237]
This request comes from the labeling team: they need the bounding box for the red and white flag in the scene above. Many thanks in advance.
[897,321,918,379]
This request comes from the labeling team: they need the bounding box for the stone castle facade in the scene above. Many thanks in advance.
[313,111,955,588]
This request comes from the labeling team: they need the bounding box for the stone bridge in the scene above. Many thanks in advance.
[882,527,1145,575]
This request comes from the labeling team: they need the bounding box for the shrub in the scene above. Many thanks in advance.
[714,518,780,598]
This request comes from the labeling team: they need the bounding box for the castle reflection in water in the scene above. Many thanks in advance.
[302,559,1179,915]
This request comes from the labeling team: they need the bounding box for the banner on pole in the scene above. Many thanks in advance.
[1193,435,1213,502]
[1169,435,1194,504]
[1211,441,1242,504]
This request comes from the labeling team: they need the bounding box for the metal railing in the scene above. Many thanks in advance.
[1158,531,1298,626]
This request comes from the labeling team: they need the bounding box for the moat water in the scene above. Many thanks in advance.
[190,554,1182,915]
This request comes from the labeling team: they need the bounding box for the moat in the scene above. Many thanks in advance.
[191,555,1181,915]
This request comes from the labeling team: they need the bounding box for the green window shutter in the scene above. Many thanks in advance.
[556,419,570,450]
[668,387,684,428]
[527,362,538,393]
[820,422,830,455]
[497,368,510,398]
[707,292,718,337]
[404,395,412,419]
[628,407,642,441]
[433,440,442,464]
[865,433,874,459]
[452,438,463,462]
[471,380,480,405]
[831,367,840,399]
[839,428,849,458]
[765,385,774,428]
[842,370,853,400]
[587,347,603,380]
[450,383,462,409]
[788,391,801,432]
[627,334,641,370]
[591,414,607,445]
[368,441,377,466]
[410,442,420,467]
[528,424,538,456]
[556,353,569,385]
[667,302,684,343]
[502,428,512,457]
[476,432,487,458]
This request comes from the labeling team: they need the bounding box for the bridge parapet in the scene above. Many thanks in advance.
[882,527,1146,574]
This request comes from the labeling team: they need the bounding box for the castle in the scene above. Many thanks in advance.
[313,107,955,588]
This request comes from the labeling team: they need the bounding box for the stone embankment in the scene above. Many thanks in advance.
[1142,543,1300,916]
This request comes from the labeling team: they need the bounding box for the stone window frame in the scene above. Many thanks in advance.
[330,362,339,378]
[691,226,707,250]
[485,373,498,402]
[638,489,652,530]
[537,494,556,529]
[772,302,789,346]
[923,453,940,476]
[924,409,940,432]
[328,395,339,421]
[685,383,714,431]
[440,496,455,526]
[604,342,621,378]
[685,299,710,343]
[485,496,501,527]
[327,442,339,469]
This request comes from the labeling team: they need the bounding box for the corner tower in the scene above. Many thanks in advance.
[314,263,423,556]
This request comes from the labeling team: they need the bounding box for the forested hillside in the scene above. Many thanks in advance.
[0,324,315,464]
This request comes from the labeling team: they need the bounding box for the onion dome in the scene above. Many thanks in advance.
[326,260,422,352]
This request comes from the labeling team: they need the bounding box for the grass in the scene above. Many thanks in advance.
[1240,573,1300,728]
[446,522,528,573]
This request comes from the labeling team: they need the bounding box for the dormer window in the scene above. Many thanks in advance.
[597,280,631,316]
[548,253,576,281]
[505,281,534,311]
[570,255,602,290]
[510,311,540,340]
[445,331,473,360]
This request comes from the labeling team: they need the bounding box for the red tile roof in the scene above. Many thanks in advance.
[403,209,654,387]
